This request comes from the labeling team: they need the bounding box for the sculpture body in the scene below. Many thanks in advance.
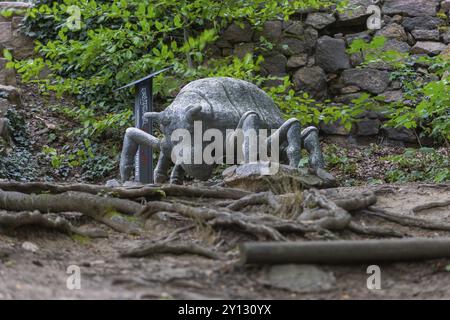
[120,77,324,184]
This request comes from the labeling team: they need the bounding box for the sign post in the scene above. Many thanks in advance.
[114,66,173,184]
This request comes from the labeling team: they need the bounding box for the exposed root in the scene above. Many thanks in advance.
[225,192,281,212]
[348,221,405,238]
[0,190,143,234]
[333,192,377,212]
[121,242,220,260]
[363,207,450,232]
[0,211,107,238]
[299,189,352,230]
[411,199,450,214]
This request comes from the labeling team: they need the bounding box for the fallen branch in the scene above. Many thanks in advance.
[364,207,450,232]
[0,211,107,238]
[121,242,220,260]
[239,238,450,265]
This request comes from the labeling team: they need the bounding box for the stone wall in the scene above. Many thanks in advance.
[214,0,450,143]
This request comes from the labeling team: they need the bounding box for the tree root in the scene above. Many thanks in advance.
[0,181,250,200]
[224,192,282,211]
[411,199,450,214]
[363,207,450,232]
[0,211,107,238]
[348,221,405,238]
[0,190,143,234]
[121,242,220,260]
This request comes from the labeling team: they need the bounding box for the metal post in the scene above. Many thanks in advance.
[134,79,153,183]
[114,66,173,184]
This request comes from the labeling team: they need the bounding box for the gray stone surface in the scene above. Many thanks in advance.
[383,39,411,53]
[222,22,253,43]
[411,29,440,41]
[383,0,439,17]
[315,36,350,73]
[376,23,408,41]
[260,53,287,76]
[337,0,372,24]
[356,118,381,136]
[286,54,308,68]
[341,69,390,94]
[254,20,282,42]
[382,127,416,142]
[442,29,450,44]
[411,41,447,55]
[293,66,328,99]
[305,12,336,29]
[402,16,444,31]
[261,264,336,294]
[0,84,20,106]
[233,42,254,59]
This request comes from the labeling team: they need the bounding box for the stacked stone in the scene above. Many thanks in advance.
[214,0,450,144]
[0,2,33,143]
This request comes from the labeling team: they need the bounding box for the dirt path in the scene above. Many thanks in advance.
[0,183,449,299]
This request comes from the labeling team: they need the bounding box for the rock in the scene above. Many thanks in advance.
[337,0,372,25]
[305,12,336,29]
[341,68,390,94]
[0,2,32,9]
[379,90,403,103]
[0,22,12,43]
[345,31,372,45]
[5,30,35,59]
[383,39,411,53]
[334,93,363,104]
[0,98,11,117]
[260,52,287,76]
[11,16,23,30]
[320,120,351,135]
[315,36,350,73]
[382,127,416,142]
[442,29,450,44]
[223,163,336,193]
[105,179,121,188]
[341,86,360,94]
[293,66,328,99]
[0,84,20,105]
[375,23,408,41]
[356,118,381,136]
[279,27,317,56]
[283,21,304,36]
[22,241,39,253]
[0,58,16,86]
[383,0,439,17]
[222,21,253,43]
[261,264,336,294]
[402,16,444,31]
[254,20,282,42]
[411,41,447,55]
[441,0,450,11]
[216,38,232,48]
[411,29,440,41]
[440,44,450,58]
[286,54,308,68]
[233,42,254,59]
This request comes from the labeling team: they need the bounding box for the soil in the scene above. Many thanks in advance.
[1,183,449,300]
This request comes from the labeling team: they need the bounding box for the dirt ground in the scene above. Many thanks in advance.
[0,183,449,300]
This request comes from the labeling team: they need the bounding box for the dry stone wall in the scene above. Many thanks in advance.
[214,0,450,143]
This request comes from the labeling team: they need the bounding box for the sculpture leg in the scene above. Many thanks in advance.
[241,111,260,163]
[119,127,160,182]
[153,152,172,184]
[170,164,185,185]
[267,118,302,167]
[301,126,325,171]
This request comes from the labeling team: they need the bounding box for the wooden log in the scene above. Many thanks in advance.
[239,238,450,265]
